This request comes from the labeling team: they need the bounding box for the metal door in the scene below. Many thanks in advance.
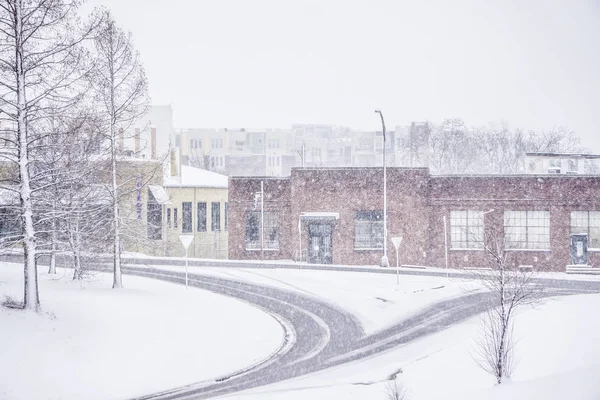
[570,233,588,265]
[308,224,333,264]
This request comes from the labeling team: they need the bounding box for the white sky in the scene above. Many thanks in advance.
[84,0,600,151]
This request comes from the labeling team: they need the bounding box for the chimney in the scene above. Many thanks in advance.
[151,127,157,159]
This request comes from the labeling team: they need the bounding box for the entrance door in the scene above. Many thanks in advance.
[570,233,588,265]
[308,224,332,264]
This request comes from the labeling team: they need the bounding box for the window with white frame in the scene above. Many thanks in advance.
[245,211,280,250]
[450,210,484,249]
[504,211,550,249]
[354,211,384,250]
[571,211,600,248]
[211,138,223,149]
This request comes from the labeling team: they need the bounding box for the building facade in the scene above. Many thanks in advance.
[162,164,229,258]
[228,168,600,271]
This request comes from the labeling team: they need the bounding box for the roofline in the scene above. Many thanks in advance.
[164,184,228,189]
[525,152,600,158]
[230,176,290,180]
[431,174,600,178]
[291,166,430,171]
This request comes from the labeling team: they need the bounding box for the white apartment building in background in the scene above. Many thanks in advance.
[526,152,600,175]
[172,123,432,177]
[120,104,174,161]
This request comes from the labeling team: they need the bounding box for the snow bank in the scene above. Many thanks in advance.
[0,263,283,400]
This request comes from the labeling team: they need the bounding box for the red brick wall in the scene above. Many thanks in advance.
[229,170,600,271]
[428,175,600,271]
[228,177,292,260]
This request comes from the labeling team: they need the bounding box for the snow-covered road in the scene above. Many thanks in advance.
[120,265,600,400]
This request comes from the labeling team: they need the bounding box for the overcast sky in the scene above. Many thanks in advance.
[84,0,600,151]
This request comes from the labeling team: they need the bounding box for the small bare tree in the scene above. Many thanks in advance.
[473,223,543,384]
[385,378,409,400]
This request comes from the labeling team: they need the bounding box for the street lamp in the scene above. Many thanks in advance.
[375,110,389,267]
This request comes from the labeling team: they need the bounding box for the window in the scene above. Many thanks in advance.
[450,210,484,249]
[167,208,171,228]
[354,211,384,250]
[571,211,600,248]
[211,138,223,149]
[245,211,280,250]
[147,189,162,240]
[567,159,577,172]
[182,202,192,233]
[224,202,228,231]
[173,208,178,228]
[197,202,207,232]
[504,211,550,249]
[211,202,221,231]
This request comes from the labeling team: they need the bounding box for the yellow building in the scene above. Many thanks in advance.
[162,163,229,258]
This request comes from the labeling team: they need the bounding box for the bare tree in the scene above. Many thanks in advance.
[0,0,97,310]
[472,223,543,384]
[91,8,149,289]
[385,378,409,400]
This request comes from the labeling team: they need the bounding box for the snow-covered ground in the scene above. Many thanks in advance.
[0,263,284,400]
[135,265,481,334]
[224,293,600,400]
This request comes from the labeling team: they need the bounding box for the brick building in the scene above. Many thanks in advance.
[228,168,600,271]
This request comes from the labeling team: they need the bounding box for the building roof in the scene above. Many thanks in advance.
[164,165,228,188]
[525,152,600,159]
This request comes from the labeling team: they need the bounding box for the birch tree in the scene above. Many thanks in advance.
[0,0,95,310]
[91,9,149,289]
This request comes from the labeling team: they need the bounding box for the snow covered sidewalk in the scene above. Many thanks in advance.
[0,263,284,400]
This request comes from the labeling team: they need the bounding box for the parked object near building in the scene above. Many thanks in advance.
[229,167,600,271]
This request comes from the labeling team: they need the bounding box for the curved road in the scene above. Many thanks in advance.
[123,265,600,400]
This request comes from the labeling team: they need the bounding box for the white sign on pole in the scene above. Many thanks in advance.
[391,237,403,285]
[179,235,194,289]
[179,235,194,250]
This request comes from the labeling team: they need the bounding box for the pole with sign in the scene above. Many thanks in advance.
[179,235,194,289]
[391,237,403,284]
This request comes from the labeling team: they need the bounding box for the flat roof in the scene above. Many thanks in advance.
[525,152,600,159]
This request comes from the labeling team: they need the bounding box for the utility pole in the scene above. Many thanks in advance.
[261,180,264,261]
[375,110,389,267]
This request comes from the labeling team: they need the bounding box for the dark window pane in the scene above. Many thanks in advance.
[147,189,162,240]
[197,202,207,232]
[182,202,192,233]
[224,202,228,231]
[211,202,221,231]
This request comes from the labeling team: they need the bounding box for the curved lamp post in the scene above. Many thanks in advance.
[375,110,389,267]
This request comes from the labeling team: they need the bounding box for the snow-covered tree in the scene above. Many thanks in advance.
[0,0,96,309]
[90,8,149,288]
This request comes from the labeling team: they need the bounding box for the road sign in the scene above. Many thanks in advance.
[179,235,194,250]
[179,235,194,289]
[391,236,403,284]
